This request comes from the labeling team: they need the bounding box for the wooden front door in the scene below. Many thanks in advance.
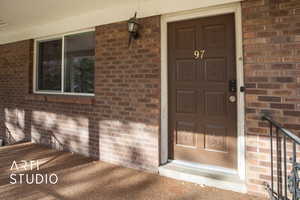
[168,14,237,169]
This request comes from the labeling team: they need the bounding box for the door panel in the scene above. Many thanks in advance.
[205,124,227,152]
[176,121,197,148]
[176,60,197,81]
[204,58,227,82]
[168,14,237,169]
[176,89,197,113]
[205,91,227,116]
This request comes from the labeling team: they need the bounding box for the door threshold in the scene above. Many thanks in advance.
[159,160,247,193]
[169,160,238,175]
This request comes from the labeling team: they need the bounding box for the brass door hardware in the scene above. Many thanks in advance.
[194,50,200,59]
[194,50,205,60]
[229,95,236,103]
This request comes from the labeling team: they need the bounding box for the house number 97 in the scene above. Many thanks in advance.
[194,50,205,60]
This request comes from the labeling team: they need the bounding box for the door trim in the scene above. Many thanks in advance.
[160,2,246,180]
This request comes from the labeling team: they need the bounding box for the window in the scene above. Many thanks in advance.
[37,39,62,91]
[35,30,95,95]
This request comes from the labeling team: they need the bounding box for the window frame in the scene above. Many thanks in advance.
[33,28,95,96]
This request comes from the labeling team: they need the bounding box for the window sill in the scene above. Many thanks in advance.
[25,94,95,105]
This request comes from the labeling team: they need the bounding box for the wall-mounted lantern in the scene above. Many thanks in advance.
[128,12,139,46]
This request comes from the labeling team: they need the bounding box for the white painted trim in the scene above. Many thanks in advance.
[61,35,65,93]
[33,28,96,96]
[159,162,247,193]
[34,28,95,41]
[33,91,95,97]
[160,2,246,181]
[170,160,238,175]
[235,4,246,181]
[160,13,168,165]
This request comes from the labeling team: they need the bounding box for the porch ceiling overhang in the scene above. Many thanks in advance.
[0,0,241,45]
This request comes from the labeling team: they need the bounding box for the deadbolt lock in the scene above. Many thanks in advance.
[229,80,237,92]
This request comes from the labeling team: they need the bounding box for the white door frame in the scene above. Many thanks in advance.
[160,2,246,180]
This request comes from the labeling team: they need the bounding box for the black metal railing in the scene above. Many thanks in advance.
[262,115,300,200]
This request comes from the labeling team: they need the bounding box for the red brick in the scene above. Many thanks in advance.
[257,83,281,89]
[284,124,300,130]
[270,103,295,109]
[257,96,281,102]
[284,111,300,116]
[272,77,294,83]
[246,89,268,95]
[243,0,300,196]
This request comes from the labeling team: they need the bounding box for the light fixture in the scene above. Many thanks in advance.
[128,12,139,46]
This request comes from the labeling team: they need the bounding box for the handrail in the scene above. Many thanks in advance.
[262,115,300,200]
[262,115,300,145]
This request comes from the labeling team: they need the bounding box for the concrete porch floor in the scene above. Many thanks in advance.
[0,143,264,200]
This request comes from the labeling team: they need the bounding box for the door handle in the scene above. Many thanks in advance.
[229,96,236,103]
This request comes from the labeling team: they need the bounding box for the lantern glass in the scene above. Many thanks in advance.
[128,22,135,32]
[128,22,138,33]
[134,23,139,32]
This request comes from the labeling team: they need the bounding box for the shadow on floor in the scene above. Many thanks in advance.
[0,143,264,200]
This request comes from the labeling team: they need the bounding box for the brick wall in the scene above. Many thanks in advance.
[0,40,32,144]
[242,0,300,196]
[95,16,161,171]
[0,15,161,171]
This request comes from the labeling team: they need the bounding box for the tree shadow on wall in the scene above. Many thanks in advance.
[0,107,32,146]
